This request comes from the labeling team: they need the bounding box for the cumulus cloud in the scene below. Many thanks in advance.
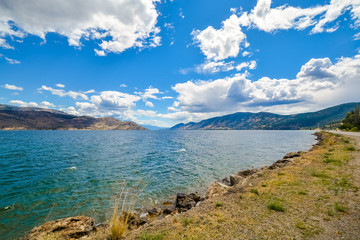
[192,14,250,61]
[137,86,162,102]
[193,0,360,62]
[169,53,360,122]
[235,60,257,71]
[39,101,55,108]
[0,0,161,55]
[145,101,154,107]
[2,83,23,91]
[10,100,38,107]
[38,85,89,100]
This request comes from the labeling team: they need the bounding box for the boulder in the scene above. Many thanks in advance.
[221,177,231,186]
[147,207,162,217]
[24,216,95,240]
[229,174,245,186]
[175,193,202,212]
[269,159,291,170]
[205,182,230,199]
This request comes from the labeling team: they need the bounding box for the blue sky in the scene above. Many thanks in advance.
[0,0,359,127]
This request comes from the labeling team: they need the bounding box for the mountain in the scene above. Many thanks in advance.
[171,102,360,130]
[141,125,168,130]
[0,104,147,130]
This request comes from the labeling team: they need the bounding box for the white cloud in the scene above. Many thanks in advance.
[2,83,23,91]
[0,0,161,54]
[138,86,162,102]
[193,0,360,62]
[119,84,127,88]
[9,100,38,107]
[145,101,154,107]
[161,96,173,100]
[235,60,257,71]
[40,101,55,108]
[196,61,235,74]
[168,53,360,122]
[55,83,65,88]
[38,85,89,100]
[192,14,250,61]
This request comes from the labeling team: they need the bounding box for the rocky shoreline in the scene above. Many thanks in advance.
[24,132,322,239]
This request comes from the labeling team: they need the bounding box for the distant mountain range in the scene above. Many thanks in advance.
[0,104,147,130]
[171,102,359,130]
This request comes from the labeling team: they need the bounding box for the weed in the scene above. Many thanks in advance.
[261,184,267,187]
[298,191,307,195]
[278,172,285,176]
[323,158,342,166]
[327,209,334,216]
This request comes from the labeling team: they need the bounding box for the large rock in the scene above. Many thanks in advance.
[24,216,95,240]
[283,152,301,159]
[175,193,202,212]
[205,182,230,199]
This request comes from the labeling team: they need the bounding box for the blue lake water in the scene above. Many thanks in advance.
[0,130,316,239]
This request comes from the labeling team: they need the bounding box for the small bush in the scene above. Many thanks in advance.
[296,222,306,229]
[298,191,307,195]
[250,188,259,195]
[350,127,358,132]
[261,184,267,187]
[268,202,285,212]
[278,172,285,176]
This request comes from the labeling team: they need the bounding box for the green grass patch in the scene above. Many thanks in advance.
[139,232,165,240]
[334,202,348,212]
[261,184,267,187]
[250,188,259,195]
[268,201,285,212]
[323,158,342,166]
[346,146,356,151]
[311,171,330,179]
[215,202,223,208]
[181,218,194,227]
[278,172,285,176]
[298,191,307,195]
[296,222,306,229]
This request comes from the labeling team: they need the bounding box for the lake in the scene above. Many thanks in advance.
[0,130,316,239]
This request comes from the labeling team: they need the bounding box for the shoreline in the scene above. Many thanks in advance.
[24,132,324,239]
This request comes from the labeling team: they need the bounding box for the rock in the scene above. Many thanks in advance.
[160,202,175,215]
[24,216,95,240]
[175,193,202,212]
[221,177,231,186]
[268,159,291,170]
[147,207,162,217]
[229,174,245,186]
[283,152,301,159]
[205,182,230,199]
[237,168,258,177]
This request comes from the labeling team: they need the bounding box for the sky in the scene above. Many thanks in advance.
[0,0,359,128]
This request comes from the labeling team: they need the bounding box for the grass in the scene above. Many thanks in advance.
[124,133,357,240]
[334,202,348,213]
[215,202,223,207]
[268,201,285,212]
[250,188,259,195]
[346,146,356,151]
[139,232,165,240]
[311,171,330,179]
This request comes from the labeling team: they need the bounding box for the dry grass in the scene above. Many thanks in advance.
[124,132,360,240]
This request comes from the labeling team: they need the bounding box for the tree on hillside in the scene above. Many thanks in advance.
[339,104,360,130]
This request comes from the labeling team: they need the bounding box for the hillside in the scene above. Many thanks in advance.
[0,104,147,130]
[171,102,360,130]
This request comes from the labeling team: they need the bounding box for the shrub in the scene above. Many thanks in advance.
[215,202,223,207]
[334,202,348,212]
[250,188,259,195]
[350,127,358,132]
